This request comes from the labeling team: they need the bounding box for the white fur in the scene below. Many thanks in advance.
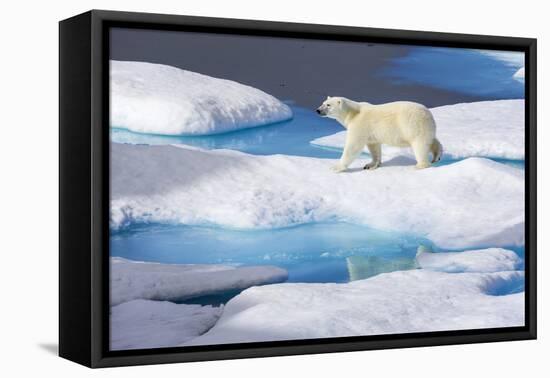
[317,97,442,172]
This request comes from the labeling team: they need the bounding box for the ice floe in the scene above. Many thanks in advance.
[111,143,524,249]
[110,257,288,306]
[110,60,292,135]
[109,250,524,349]
[311,100,525,160]
[416,246,522,273]
[185,269,524,345]
[110,299,222,350]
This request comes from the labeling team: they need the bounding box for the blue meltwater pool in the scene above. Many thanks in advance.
[110,222,525,304]
[110,222,439,283]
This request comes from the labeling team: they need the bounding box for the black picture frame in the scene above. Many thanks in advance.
[59,9,537,368]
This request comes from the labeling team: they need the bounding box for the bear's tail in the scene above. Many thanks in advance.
[430,138,443,163]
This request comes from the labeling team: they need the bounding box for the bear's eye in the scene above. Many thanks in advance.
[326,104,331,107]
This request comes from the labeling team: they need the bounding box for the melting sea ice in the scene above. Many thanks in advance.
[110,48,526,305]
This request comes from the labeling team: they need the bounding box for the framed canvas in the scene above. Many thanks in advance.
[59,10,537,368]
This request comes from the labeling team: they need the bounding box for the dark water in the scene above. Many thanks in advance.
[111,29,493,108]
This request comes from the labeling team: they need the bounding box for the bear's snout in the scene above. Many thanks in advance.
[316,108,322,114]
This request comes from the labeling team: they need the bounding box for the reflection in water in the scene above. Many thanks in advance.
[346,245,435,281]
[346,255,418,281]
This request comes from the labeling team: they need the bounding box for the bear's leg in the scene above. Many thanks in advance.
[331,137,364,173]
[411,139,431,169]
[364,143,381,170]
[430,138,443,163]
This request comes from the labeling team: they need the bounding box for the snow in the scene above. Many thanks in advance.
[310,100,525,160]
[111,143,524,249]
[185,269,524,345]
[110,257,288,306]
[110,60,292,136]
[110,299,221,350]
[416,247,522,273]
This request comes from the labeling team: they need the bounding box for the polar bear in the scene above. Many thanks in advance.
[316,96,442,172]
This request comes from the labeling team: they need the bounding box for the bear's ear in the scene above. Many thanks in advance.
[326,96,331,100]
[337,99,342,105]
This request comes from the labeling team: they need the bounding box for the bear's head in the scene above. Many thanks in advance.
[316,96,344,119]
